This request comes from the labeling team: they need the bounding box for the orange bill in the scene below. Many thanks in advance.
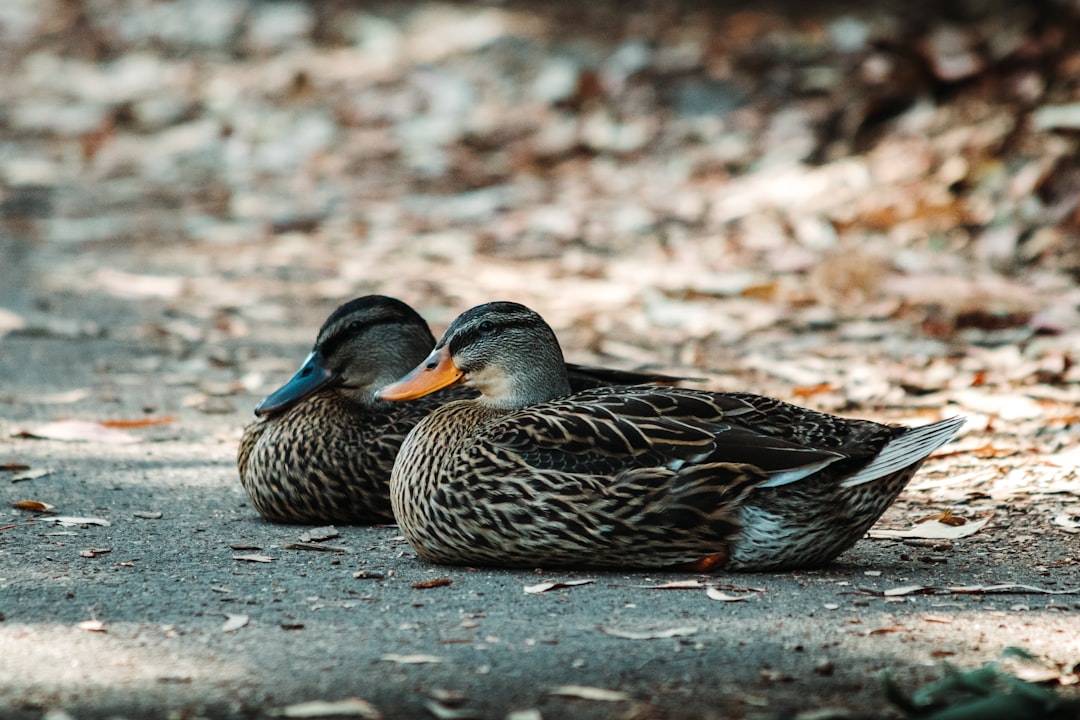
[375,345,464,401]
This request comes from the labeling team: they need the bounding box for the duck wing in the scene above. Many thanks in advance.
[482,385,847,486]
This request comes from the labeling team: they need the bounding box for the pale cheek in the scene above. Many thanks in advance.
[467,366,510,397]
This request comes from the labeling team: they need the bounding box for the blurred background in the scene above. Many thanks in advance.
[1,0,1079,420]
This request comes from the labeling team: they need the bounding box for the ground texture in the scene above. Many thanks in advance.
[1,1,1079,718]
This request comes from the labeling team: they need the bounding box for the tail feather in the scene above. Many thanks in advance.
[841,416,965,488]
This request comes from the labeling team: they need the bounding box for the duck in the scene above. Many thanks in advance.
[238,295,687,525]
[375,301,965,572]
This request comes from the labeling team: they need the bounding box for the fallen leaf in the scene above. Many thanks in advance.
[423,700,479,720]
[78,619,106,632]
[637,580,705,590]
[268,698,381,719]
[524,579,595,594]
[883,585,932,597]
[99,416,176,429]
[880,584,1080,597]
[549,685,630,702]
[234,554,273,563]
[1052,510,1080,534]
[229,543,262,551]
[20,389,91,404]
[706,587,752,602]
[222,614,249,632]
[133,511,163,519]
[0,307,26,336]
[45,516,111,527]
[11,468,52,482]
[598,625,697,640]
[379,653,443,665]
[300,526,340,542]
[946,584,1080,595]
[14,420,140,444]
[914,509,966,526]
[1,463,31,472]
[12,500,54,512]
[412,578,452,589]
[80,547,112,558]
[868,513,992,539]
[505,711,542,720]
[285,542,348,553]
[281,623,305,630]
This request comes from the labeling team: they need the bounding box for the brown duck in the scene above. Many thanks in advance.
[376,301,964,571]
[238,295,685,524]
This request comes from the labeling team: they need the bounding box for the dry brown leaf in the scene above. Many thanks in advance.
[1,462,31,472]
[549,685,630,702]
[15,420,140,444]
[598,625,697,640]
[791,382,836,399]
[1052,510,1080,533]
[423,700,479,720]
[505,710,542,720]
[11,468,52,482]
[412,578,453,589]
[222,614,249,632]
[883,585,931,597]
[914,509,966,526]
[12,500,54,512]
[80,547,112,558]
[300,526,340,542]
[99,415,176,429]
[379,653,443,665]
[269,698,381,719]
[946,584,1080,595]
[46,516,111,526]
[353,570,385,580]
[78,619,106,632]
[638,580,705,590]
[705,587,752,602]
[524,579,595,594]
[868,513,992,540]
[20,389,92,404]
[234,554,273,563]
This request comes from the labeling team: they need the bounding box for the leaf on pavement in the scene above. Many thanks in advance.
[705,587,752,602]
[1,462,31,472]
[598,625,698,640]
[1052,509,1080,534]
[549,685,630,702]
[11,468,52,482]
[12,500,54,512]
[99,416,176,429]
[868,513,992,540]
[269,698,381,719]
[412,578,452,589]
[222,614,249,632]
[14,420,140,444]
[380,653,443,665]
[524,578,595,594]
[44,516,111,526]
[234,554,273,563]
[80,547,112,558]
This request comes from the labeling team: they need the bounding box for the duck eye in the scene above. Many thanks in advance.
[348,321,362,332]
[478,320,494,334]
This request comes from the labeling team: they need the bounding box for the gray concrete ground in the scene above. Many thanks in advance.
[1,270,1078,720]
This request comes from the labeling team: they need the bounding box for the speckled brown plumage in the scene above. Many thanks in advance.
[378,301,965,571]
[238,295,687,525]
